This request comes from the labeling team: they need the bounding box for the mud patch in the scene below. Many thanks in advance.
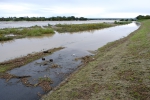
[1,73,53,92]
[21,78,34,87]
[0,73,15,81]
[0,73,30,82]
[75,55,95,64]
[20,77,53,92]
[38,80,52,92]
[51,64,60,68]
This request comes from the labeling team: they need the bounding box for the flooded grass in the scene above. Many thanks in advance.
[0,47,64,73]
[114,21,132,24]
[55,23,115,33]
[0,73,53,92]
[0,27,54,41]
[38,77,53,92]
[42,20,150,100]
[0,22,130,41]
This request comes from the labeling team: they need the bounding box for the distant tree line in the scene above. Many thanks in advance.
[0,16,87,21]
[120,19,136,21]
[136,15,150,20]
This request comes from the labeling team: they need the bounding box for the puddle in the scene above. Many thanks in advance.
[8,48,91,86]
[0,48,91,99]
[0,79,43,100]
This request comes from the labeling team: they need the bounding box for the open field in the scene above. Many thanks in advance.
[42,20,150,100]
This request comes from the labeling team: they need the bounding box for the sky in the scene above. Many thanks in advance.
[0,0,149,18]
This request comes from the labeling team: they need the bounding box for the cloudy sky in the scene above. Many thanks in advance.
[0,0,149,18]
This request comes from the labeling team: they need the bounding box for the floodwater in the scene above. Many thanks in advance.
[1,49,90,100]
[0,22,140,100]
[0,20,117,29]
[0,22,139,62]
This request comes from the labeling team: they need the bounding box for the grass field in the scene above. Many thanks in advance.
[42,20,150,100]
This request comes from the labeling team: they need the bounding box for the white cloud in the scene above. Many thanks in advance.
[0,0,150,18]
[0,4,28,12]
[51,6,105,17]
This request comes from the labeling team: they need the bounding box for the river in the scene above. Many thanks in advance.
[0,20,117,29]
[0,21,139,62]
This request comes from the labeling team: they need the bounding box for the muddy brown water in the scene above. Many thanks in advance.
[0,22,139,62]
[0,22,139,100]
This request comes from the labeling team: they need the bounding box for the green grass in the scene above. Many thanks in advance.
[42,20,150,100]
[0,35,13,41]
[55,23,115,33]
[24,28,54,36]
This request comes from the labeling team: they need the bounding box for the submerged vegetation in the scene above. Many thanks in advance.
[0,26,54,41]
[114,21,132,24]
[55,23,114,33]
[42,20,150,100]
[0,47,64,73]
[55,21,132,33]
[0,22,131,41]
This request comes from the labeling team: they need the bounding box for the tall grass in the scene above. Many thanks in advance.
[23,28,54,36]
[0,28,19,34]
[55,23,114,33]
[0,35,13,41]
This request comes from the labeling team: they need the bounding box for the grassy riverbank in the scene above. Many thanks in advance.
[42,20,150,100]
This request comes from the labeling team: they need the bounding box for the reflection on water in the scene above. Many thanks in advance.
[0,22,139,62]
